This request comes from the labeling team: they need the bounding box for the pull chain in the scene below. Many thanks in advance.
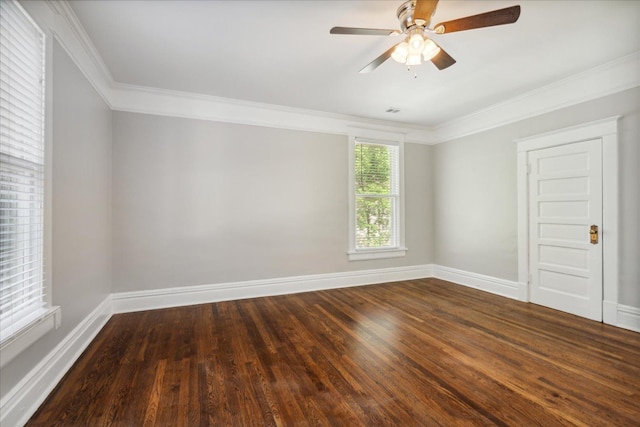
[407,66,418,79]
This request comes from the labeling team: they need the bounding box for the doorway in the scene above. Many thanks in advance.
[516,117,619,324]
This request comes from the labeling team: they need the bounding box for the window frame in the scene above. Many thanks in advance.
[348,129,406,261]
[0,0,59,369]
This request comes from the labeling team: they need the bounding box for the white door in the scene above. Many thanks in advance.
[528,139,602,321]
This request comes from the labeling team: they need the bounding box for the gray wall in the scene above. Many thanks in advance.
[0,41,112,398]
[434,86,640,307]
[111,113,434,292]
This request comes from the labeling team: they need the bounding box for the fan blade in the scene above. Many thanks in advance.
[433,5,521,34]
[414,0,439,23]
[430,45,456,70]
[330,27,398,36]
[359,44,398,73]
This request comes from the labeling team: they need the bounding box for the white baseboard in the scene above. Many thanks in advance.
[112,264,435,313]
[0,297,112,427]
[603,300,618,326]
[617,304,640,333]
[433,265,522,301]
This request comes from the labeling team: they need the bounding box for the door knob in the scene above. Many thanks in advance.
[590,225,599,245]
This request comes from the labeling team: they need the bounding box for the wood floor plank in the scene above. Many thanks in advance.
[26,278,640,426]
[143,358,166,426]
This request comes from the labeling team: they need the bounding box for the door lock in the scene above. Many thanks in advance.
[590,225,599,245]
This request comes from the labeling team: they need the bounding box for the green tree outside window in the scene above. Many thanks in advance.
[354,143,397,248]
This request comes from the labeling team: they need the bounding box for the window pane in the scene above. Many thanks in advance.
[356,196,395,248]
[355,143,395,195]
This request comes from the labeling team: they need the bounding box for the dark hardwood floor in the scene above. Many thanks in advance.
[27,278,640,426]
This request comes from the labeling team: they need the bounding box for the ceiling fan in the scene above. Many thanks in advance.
[330,0,521,73]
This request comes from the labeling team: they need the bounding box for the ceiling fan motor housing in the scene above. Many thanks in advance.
[397,0,429,32]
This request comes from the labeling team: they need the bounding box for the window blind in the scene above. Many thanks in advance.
[0,0,46,342]
[354,140,399,249]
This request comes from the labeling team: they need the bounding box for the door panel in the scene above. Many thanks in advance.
[528,139,602,321]
[538,245,588,268]
[539,223,586,241]
[538,177,588,194]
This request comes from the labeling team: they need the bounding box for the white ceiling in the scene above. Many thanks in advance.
[68,0,640,127]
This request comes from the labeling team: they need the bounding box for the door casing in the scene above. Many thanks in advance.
[515,117,619,325]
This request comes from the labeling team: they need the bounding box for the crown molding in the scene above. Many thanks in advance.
[46,0,115,86]
[21,1,640,146]
[430,51,640,143]
[19,0,115,108]
[109,83,434,143]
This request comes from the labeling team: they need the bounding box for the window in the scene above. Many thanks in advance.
[0,0,57,366]
[348,134,406,261]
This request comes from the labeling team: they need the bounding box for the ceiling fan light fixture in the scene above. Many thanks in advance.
[422,38,441,60]
[393,34,438,65]
[408,33,425,53]
[391,41,409,63]
[406,52,422,66]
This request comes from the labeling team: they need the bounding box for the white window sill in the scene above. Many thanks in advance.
[0,306,61,369]
[348,247,408,261]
